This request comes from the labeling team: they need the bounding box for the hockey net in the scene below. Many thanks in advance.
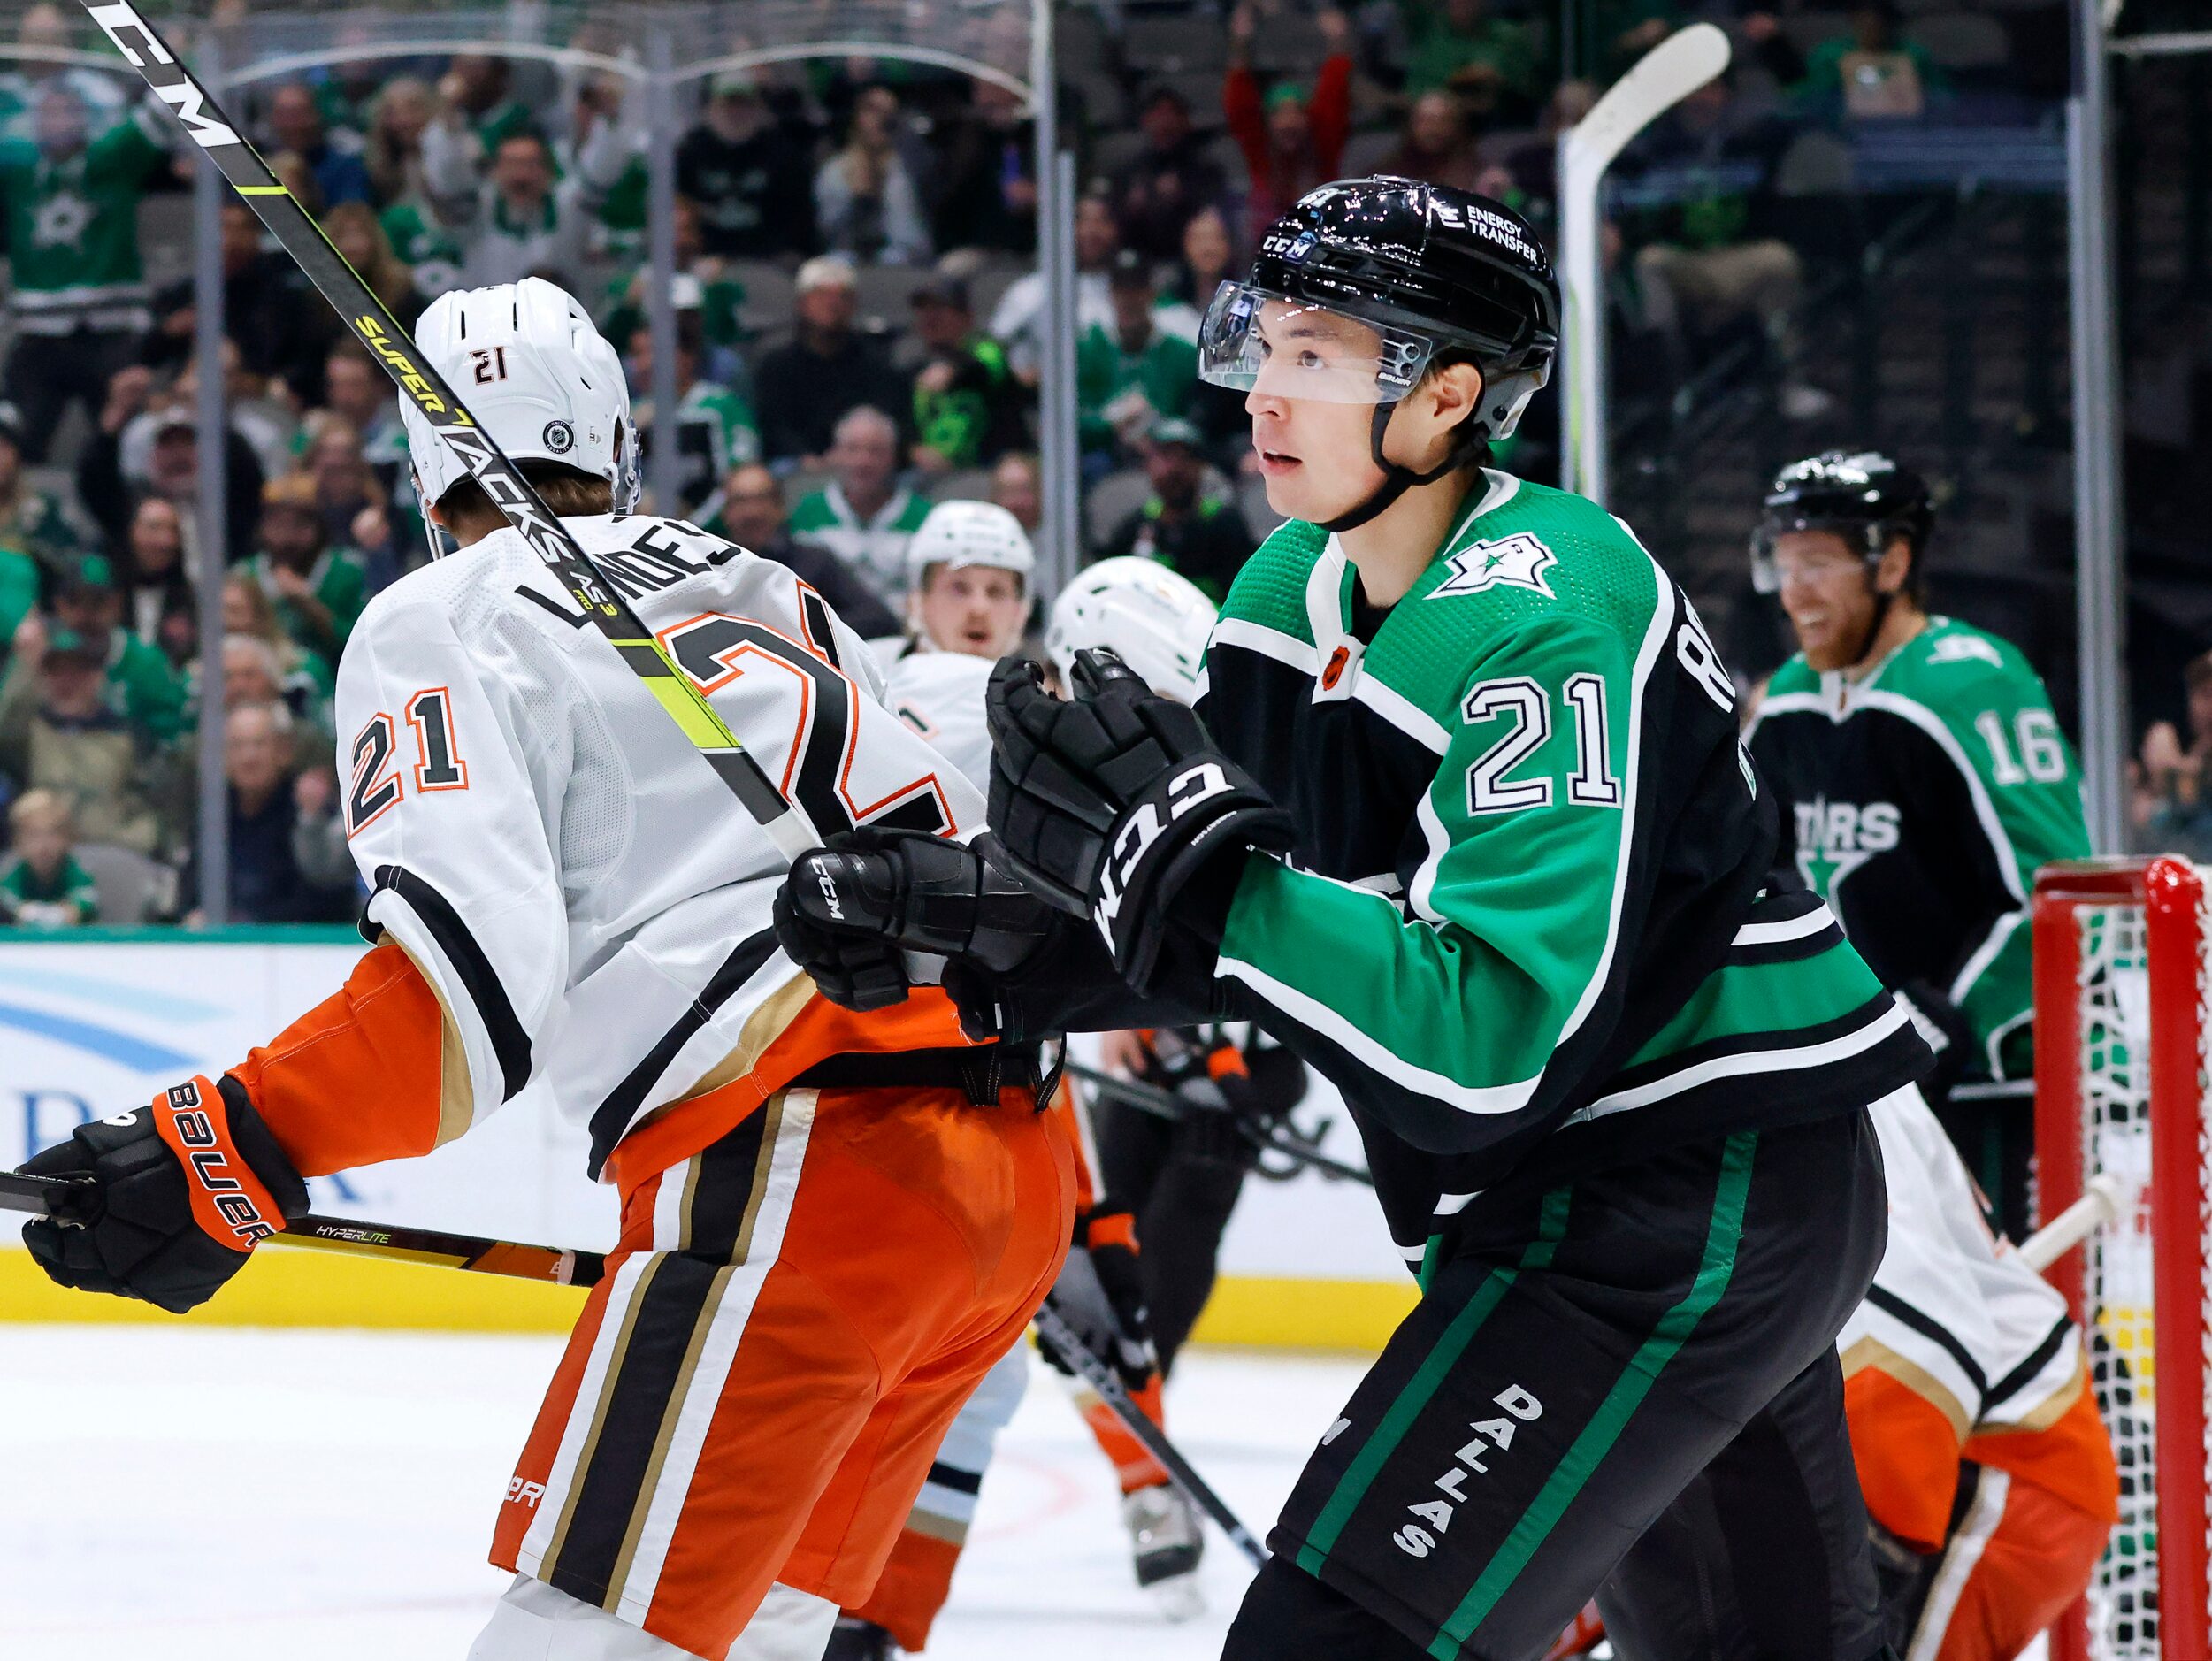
[2035,857,2211,1660]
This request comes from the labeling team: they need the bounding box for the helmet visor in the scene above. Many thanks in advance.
[1197,283,1437,405]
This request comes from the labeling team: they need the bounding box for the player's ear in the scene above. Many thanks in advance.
[1872,536,1913,596]
[1422,360,1484,430]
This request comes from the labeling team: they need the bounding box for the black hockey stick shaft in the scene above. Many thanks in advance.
[1030,1299,1270,1568]
[77,2,813,858]
[1066,1061,1376,1188]
[1,1169,607,1288]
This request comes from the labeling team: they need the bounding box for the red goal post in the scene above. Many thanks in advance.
[2034,856,2209,1661]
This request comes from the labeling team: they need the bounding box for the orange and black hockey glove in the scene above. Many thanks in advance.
[1042,1204,1157,1392]
[19,1074,308,1314]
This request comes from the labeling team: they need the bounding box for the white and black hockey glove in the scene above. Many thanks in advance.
[986,651,1292,995]
[775,828,1060,1014]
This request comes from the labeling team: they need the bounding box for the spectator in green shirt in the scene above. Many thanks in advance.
[247,473,367,662]
[1400,0,1543,122]
[0,786,100,927]
[1076,250,1198,475]
[50,552,188,741]
[1796,2,1948,122]
[0,400,80,577]
[905,272,1022,478]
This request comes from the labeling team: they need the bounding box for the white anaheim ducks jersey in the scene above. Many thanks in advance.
[336,513,984,1178]
[1840,1087,2081,1438]
[883,648,996,796]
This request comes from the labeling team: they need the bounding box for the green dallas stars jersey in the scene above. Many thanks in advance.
[0,101,171,332]
[1744,617,2091,1087]
[1195,471,1931,1254]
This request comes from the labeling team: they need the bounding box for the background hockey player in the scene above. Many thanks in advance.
[777,177,1933,1660]
[16,279,1075,1661]
[1047,558,1311,1380]
[1844,1086,2116,1658]
[1742,453,2091,1235]
[833,532,1204,1657]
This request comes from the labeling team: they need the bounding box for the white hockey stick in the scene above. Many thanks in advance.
[1557,22,1734,504]
[2013,1172,2129,1274]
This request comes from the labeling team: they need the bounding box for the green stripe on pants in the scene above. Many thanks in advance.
[1427,1131,1759,1658]
[1295,1187,1574,1578]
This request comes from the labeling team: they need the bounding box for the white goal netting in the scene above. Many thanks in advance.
[2040,860,2212,1661]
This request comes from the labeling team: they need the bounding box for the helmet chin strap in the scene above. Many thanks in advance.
[1319,401,1484,536]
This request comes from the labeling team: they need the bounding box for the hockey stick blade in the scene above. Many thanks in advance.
[77,1,814,860]
[1030,1300,1270,1568]
[1560,22,1732,182]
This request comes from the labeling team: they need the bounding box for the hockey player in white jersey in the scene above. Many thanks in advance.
[18,279,1076,1661]
[878,498,1034,791]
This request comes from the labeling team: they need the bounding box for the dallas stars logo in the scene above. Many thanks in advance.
[33,190,91,250]
[1431,532,1558,600]
[1795,842,1872,901]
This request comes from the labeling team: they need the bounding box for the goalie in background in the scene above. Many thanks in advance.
[1741,453,2091,1237]
[1842,1087,2117,1658]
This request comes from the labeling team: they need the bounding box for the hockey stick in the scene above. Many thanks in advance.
[1557,21,1733,501]
[1065,1060,1377,1188]
[1030,1299,1271,1568]
[77,1,816,861]
[2013,1171,2128,1274]
[5,1167,1267,1566]
[0,1168,608,1286]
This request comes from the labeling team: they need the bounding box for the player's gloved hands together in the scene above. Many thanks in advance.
[775,827,1060,1013]
[986,650,1293,994]
[1041,1205,1156,1393]
[19,1075,308,1314]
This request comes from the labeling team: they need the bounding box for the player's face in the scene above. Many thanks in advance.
[917,564,1027,658]
[1772,530,1879,670]
[1244,302,1392,523]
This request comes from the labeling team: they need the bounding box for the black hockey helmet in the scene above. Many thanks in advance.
[1751,450,1934,594]
[1199,176,1559,532]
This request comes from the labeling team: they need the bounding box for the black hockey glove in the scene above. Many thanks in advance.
[1040,1205,1156,1393]
[19,1074,308,1314]
[776,828,1061,1014]
[986,651,1293,994]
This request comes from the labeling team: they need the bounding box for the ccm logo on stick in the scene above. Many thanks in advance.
[85,4,242,149]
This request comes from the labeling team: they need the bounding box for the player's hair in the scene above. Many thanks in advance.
[9,787,73,837]
[436,460,615,537]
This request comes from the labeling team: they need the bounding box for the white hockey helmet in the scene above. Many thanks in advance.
[401,277,638,538]
[1046,557,1217,704]
[904,499,1036,593]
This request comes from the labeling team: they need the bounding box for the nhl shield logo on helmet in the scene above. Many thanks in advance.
[543,420,575,455]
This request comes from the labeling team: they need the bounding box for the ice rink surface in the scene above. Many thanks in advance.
[0,1326,1367,1661]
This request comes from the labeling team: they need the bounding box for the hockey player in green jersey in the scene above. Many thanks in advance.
[775,178,1929,1660]
[1742,453,2091,1233]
